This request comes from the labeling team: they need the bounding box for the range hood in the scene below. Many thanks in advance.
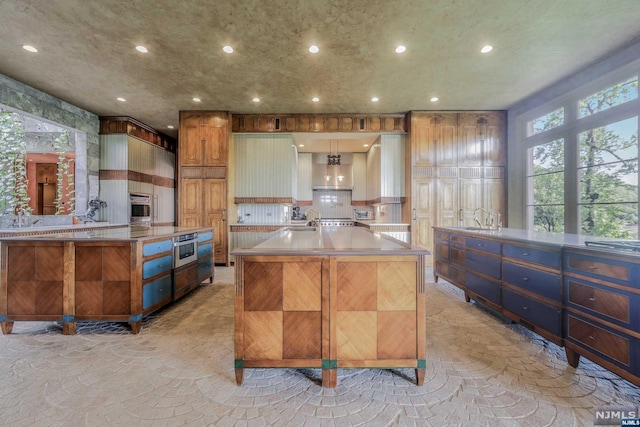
[312,153,353,190]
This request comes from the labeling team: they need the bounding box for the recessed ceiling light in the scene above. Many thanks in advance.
[223,45,234,53]
[309,45,319,54]
[371,97,379,102]
[312,97,319,102]
[252,97,260,103]
[167,125,174,129]
[22,45,38,53]
[298,144,304,147]
[480,45,493,54]
[363,144,369,147]
[116,97,126,102]
[193,97,201,102]
[395,45,406,54]
[135,45,148,53]
[430,97,439,102]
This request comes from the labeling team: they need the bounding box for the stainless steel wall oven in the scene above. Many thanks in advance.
[130,193,152,226]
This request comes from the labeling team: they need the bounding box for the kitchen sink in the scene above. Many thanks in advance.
[285,227,317,232]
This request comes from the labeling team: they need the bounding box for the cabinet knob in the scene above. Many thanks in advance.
[589,336,595,341]
[522,277,528,281]
[523,306,528,310]
[589,265,597,270]
[588,297,596,302]
[522,252,529,256]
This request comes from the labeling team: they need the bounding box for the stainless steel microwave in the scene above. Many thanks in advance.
[130,193,152,226]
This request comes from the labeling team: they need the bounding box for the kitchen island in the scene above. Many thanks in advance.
[0,226,214,334]
[232,226,430,388]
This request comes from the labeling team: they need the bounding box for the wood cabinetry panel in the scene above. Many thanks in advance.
[567,256,629,282]
[7,246,35,281]
[283,262,321,311]
[567,280,629,323]
[567,315,629,366]
[244,262,283,311]
[378,311,416,359]
[283,311,321,359]
[35,281,63,315]
[35,246,64,280]
[7,281,36,314]
[336,311,377,360]
[336,262,377,311]
[75,247,102,281]
[377,262,416,311]
[245,311,283,360]
[103,247,130,281]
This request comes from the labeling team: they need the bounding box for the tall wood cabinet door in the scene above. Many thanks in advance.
[436,178,459,227]
[457,113,483,167]
[179,114,203,166]
[202,113,229,167]
[411,113,437,167]
[484,179,505,223]
[412,178,435,263]
[180,179,202,218]
[459,179,483,227]
[204,179,228,265]
[435,113,458,167]
[482,112,506,167]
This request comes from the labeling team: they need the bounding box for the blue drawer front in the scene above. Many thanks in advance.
[198,243,213,258]
[502,262,561,301]
[503,288,562,336]
[198,232,213,242]
[466,251,501,279]
[502,244,561,269]
[198,259,213,280]
[142,255,173,279]
[143,239,173,257]
[466,237,501,254]
[467,273,501,305]
[143,275,173,310]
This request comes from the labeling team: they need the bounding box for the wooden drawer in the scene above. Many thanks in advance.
[466,237,501,255]
[502,261,561,302]
[174,264,198,292]
[435,231,450,242]
[450,265,466,286]
[564,252,633,286]
[502,243,561,269]
[435,243,449,260]
[565,277,639,332]
[450,234,466,246]
[502,288,561,336]
[466,251,501,279]
[566,314,634,368]
[434,259,449,279]
[467,272,500,305]
[450,247,466,265]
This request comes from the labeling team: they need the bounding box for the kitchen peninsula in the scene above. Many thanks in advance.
[0,226,214,335]
[232,226,429,388]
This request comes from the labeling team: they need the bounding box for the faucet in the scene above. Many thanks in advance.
[304,208,321,227]
[14,207,26,228]
[473,208,502,230]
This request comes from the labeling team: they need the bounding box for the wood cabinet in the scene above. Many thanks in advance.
[407,112,506,264]
[36,163,57,184]
[178,111,230,265]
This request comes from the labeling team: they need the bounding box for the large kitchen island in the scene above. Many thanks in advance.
[232,226,430,388]
[0,226,214,335]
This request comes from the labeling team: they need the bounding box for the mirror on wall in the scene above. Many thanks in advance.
[0,107,76,218]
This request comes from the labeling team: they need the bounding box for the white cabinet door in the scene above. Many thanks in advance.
[154,186,175,224]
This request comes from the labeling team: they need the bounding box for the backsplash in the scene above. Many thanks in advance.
[237,204,290,224]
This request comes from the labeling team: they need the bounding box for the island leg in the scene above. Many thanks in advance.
[130,321,142,334]
[62,322,76,335]
[565,347,581,368]
[1,321,13,334]
[235,368,244,385]
[464,292,471,303]
[322,369,337,388]
[416,368,425,386]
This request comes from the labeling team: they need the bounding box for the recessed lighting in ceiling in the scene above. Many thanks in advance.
[22,45,38,53]
[395,45,406,54]
[223,45,234,53]
[430,97,439,102]
[371,97,379,102]
[135,45,148,53]
[193,97,201,102]
[116,97,126,102]
[167,125,174,129]
[312,97,319,102]
[309,45,319,54]
[252,97,260,103]
[298,144,304,147]
[480,45,493,54]
[363,144,369,147]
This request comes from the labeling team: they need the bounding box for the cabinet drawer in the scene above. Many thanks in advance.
[502,261,561,301]
[450,247,466,265]
[198,258,213,281]
[566,314,633,368]
[450,266,466,286]
[198,242,213,258]
[143,239,173,257]
[142,255,173,280]
[502,244,561,269]
[435,243,449,260]
[565,277,639,332]
[466,237,500,254]
[198,231,213,242]
[467,273,500,305]
[564,252,632,285]
[466,251,501,279]
[503,288,561,336]
[143,275,172,310]
[174,265,198,292]
[450,234,465,245]
[435,260,449,278]
[435,231,450,242]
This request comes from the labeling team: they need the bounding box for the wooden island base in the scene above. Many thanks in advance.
[234,252,427,388]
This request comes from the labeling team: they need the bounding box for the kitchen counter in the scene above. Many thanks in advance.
[0,222,127,237]
[2,225,208,242]
[233,226,429,388]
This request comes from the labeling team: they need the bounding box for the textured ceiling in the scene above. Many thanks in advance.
[1,0,640,140]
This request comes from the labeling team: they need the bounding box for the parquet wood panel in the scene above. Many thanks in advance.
[244,262,283,311]
[336,262,377,311]
[103,281,131,314]
[336,311,377,360]
[35,281,63,315]
[245,311,283,360]
[103,247,130,281]
[75,247,102,281]
[75,281,103,315]
[7,281,35,314]
[377,262,416,311]
[283,311,322,359]
[35,246,64,281]
[283,262,321,311]
[7,247,35,281]
[377,311,417,359]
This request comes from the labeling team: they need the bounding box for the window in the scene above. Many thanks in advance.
[578,76,638,118]
[527,139,565,232]
[528,107,564,136]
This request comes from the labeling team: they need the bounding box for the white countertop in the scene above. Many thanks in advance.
[0,226,212,242]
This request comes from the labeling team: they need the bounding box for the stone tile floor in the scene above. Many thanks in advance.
[0,267,638,426]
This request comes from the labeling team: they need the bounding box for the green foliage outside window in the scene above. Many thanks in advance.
[0,111,30,215]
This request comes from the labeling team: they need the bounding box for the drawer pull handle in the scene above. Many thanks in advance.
[588,297,596,302]
[589,336,595,341]
[523,306,528,310]
[522,277,528,281]
[589,265,597,270]
[522,252,529,256]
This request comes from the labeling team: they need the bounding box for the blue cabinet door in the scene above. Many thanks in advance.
[466,272,501,305]
[502,261,561,301]
[503,288,562,336]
